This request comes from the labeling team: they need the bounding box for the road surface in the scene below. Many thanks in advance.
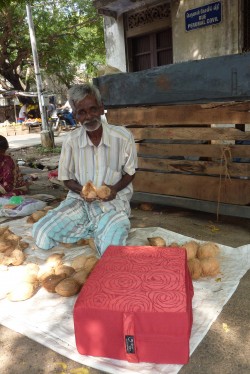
[6,132,68,150]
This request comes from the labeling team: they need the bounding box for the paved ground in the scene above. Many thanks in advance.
[0,147,249,374]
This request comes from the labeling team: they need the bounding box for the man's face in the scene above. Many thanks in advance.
[74,94,104,131]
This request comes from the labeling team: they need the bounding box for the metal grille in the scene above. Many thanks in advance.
[243,0,250,51]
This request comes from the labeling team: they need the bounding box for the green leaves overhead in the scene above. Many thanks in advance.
[0,0,105,90]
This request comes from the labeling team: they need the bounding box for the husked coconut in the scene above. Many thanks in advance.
[8,249,25,266]
[46,252,65,268]
[181,240,199,260]
[200,257,220,277]
[82,181,97,199]
[139,203,154,211]
[187,258,202,280]
[197,242,219,259]
[147,237,166,247]
[72,269,88,285]
[38,267,55,282]
[96,185,111,199]
[55,278,81,297]
[83,256,99,274]
[55,265,75,277]
[42,274,67,293]
[0,226,9,236]
[71,255,88,271]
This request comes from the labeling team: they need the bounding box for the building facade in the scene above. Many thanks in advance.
[94,0,250,72]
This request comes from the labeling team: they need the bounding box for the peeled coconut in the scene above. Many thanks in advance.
[182,240,199,260]
[197,242,219,259]
[55,278,81,297]
[38,267,55,282]
[187,258,202,280]
[82,181,97,199]
[200,257,220,277]
[96,185,111,199]
[139,203,154,211]
[147,237,166,247]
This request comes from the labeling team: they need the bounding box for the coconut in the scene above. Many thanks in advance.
[38,267,55,282]
[55,265,75,277]
[200,257,220,277]
[197,242,219,259]
[147,237,166,247]
[83,256,99,274]
[187,258,202,280]
[46,253,65,268]
[182,240,199,260]
[82,181,97,199]
[42,274,67,293]
[8,249,25,266]
[71,255,88,271]
[55,278,81,297]
[139,203,154,211]
[72,269,88,285]
[7,282,38,301]
[96,185,111,199]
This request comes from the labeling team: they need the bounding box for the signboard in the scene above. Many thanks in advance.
[185,2,222,32]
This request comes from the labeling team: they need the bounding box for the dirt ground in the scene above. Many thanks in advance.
[0,146,249,374]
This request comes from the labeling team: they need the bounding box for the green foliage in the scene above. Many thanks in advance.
[0,0,105,90]
[36,145,62,154]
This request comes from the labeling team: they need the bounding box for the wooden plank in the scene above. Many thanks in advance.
[93,52,250,107]
[137,158,250,178]
[133,172,250,205]
[132,192,250,219]
[136,143,250,158]
[130,127,250,141]
[107,104,250,125]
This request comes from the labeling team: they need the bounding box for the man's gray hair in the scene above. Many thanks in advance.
[67,83,102,112]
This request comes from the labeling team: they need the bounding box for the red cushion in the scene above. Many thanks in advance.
[74,245,193,364]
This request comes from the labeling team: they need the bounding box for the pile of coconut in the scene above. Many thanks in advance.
[147,237,220,280]
[0,226,28,266]
[2,251,99,302]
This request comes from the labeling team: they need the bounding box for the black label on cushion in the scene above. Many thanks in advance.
[125,335,135,354]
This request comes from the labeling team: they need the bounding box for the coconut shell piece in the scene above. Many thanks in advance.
[200,257,220,277]
[82,181,97,199]
[7,282,38,301]
[197,242,219,259]
[96,185,111,199]
[42,274,67,293]
[187,258,202,280]
[147,237,166,247]
[55,278,81,297]
[72,269,88,285]
[182,240,199,260]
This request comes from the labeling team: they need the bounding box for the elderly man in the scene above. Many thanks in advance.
[32,83,137,256]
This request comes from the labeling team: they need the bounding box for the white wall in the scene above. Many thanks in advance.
[103,16,127,72]
[102,0,240,70]
[171,0,239,62]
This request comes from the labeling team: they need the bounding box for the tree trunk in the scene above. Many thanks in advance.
[40,129,55,148]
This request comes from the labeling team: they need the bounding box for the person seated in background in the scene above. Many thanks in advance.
[32,83,137,256]
[0,136,28,197]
